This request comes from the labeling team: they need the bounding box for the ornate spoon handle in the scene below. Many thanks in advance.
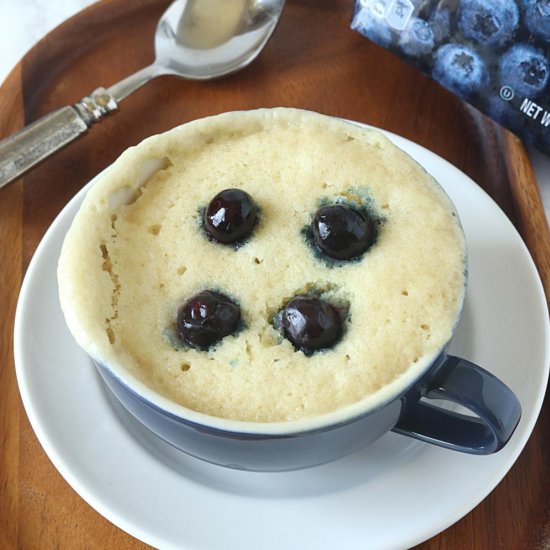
[0,88,118,190]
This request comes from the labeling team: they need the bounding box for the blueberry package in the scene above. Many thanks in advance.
[351,0,550,155]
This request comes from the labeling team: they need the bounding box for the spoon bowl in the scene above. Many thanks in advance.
[157,0,284,78]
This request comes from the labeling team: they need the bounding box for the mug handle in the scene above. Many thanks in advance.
[392,355,522,454]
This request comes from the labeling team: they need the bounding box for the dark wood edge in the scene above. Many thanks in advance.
[502,131,550,303]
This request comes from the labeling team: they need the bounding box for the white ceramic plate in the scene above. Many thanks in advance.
[14,130,550,550]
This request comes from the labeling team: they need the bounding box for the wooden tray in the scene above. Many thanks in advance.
[0,0,548,548]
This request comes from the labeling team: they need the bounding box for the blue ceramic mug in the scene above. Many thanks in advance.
[60,110,521,472]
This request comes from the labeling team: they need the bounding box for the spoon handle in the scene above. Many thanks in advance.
[0,88,118,191]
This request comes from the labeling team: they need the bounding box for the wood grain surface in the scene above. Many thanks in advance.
[1,0,549,548]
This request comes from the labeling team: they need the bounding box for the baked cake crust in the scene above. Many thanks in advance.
[58,109,466,422]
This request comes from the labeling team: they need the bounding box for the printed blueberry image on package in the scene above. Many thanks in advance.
[351,0,550,155]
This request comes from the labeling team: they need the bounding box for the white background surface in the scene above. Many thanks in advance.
[0,0,549,217]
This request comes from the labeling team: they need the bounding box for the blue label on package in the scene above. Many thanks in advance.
[351,0,550,155]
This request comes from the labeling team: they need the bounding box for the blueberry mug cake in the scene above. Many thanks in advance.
[58,108,466,422]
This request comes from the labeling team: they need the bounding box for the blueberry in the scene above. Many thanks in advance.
[429,8,453,44]
[498,44,549,99]
[458,0,519,48]
[282,296,343,355]
[176,290,240,350]
[522,0,550,43]
[311,204,375,261]
[399,18,435,57]
[432,44,489,99]
[351,5,393,48]
[204,188,258,244]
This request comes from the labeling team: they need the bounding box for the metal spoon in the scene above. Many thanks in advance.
[0,0,285,190]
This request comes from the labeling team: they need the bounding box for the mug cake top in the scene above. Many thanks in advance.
[58,108,466,423]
